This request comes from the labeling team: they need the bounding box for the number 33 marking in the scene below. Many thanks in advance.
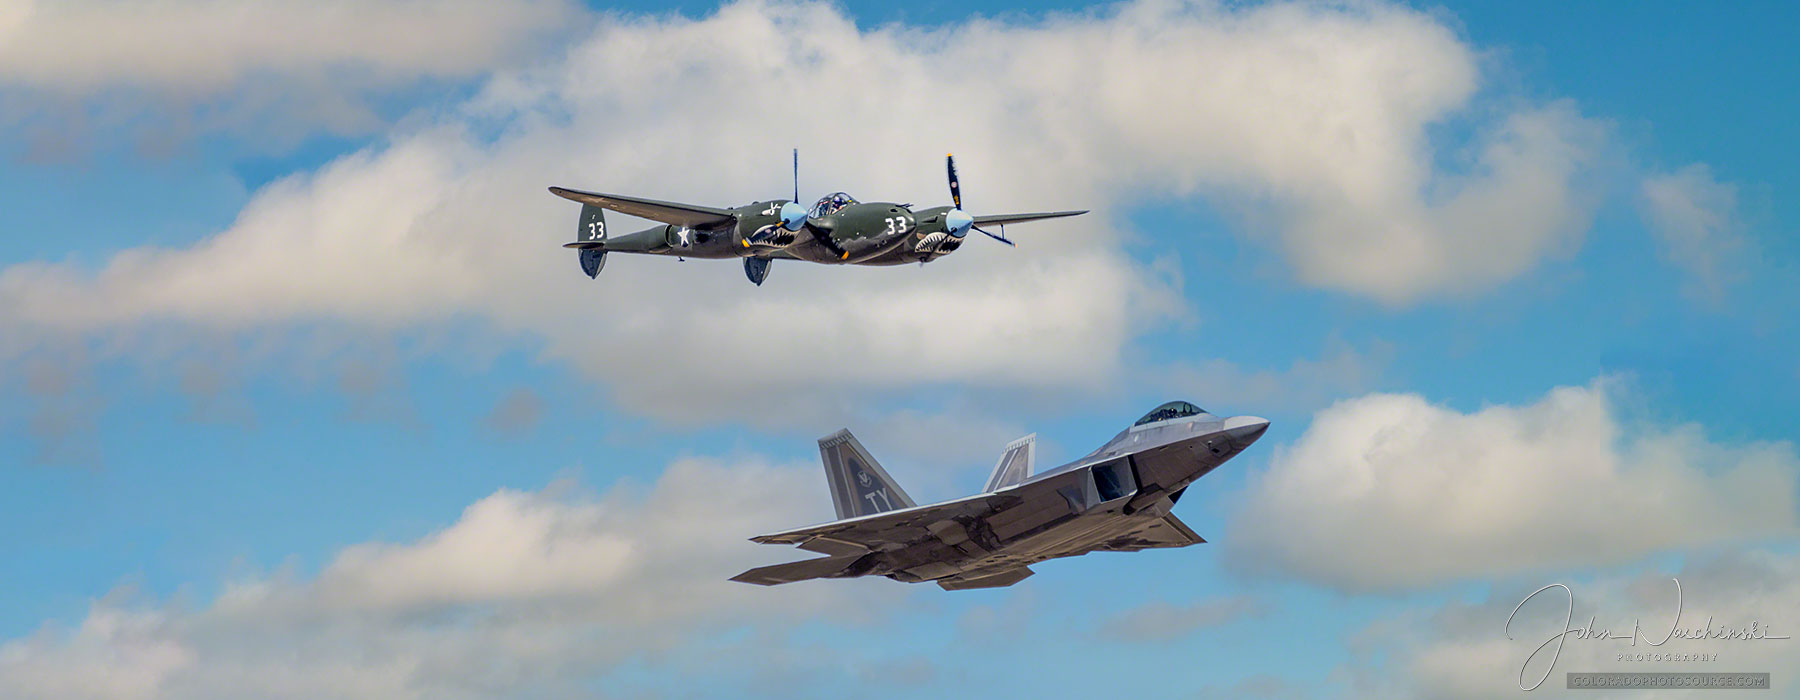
[883,216,911,235]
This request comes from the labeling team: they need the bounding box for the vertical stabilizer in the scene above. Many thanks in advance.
[576,203,607,278]
[983,433,1036,492]
[819,430,915,519]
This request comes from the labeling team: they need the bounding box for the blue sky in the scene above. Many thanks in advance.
[1,1,1797,698]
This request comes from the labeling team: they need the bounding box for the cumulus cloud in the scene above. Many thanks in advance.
[3,352,108,468]
[0,0,577,93]
[1343,550,1800,699]
[1097,594,1267,642]
[2,0,1612,423]
[0,0,581,144]
[1226,379,1798,591]
[1641,163,1746,301]
[482,387,545,436]
[1199,674,1309,700]
[0,457,901,699]
[1152,337,1394,416]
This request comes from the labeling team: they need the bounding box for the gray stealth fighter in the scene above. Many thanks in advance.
[733,402,1269,591]
[553,153,1085,285]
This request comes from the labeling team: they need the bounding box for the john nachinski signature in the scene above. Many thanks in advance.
[1504,579,1790,691]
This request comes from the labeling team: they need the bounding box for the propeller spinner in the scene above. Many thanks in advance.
[944,154,1014,246]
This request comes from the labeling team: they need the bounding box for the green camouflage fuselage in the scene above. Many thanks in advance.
[595,199,964,266]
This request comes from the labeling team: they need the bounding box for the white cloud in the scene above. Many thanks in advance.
[1342,550,1800,699]
[1,0,1614,422]
[0,457,901,699]
[1256,101,1605,303]
[1226,379,1798,591]
[0,604,191,700]
[482,387,545,436]
[1151,337,1394,416]
[0,0,580,143]
[0,0,578,94]
[1097,595,1268,642]
[1641,163,1745,301]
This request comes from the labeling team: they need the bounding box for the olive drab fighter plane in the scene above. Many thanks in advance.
[732,402,1270,590]
[552,153,1086,285]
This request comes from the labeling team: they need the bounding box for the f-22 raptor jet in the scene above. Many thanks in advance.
[553,153,1085,285]
[733,402,1269,591]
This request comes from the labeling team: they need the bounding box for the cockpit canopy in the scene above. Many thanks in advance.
[811,192,858,218]
[1134,400,1206,426]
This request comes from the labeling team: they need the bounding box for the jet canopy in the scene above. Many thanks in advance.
[1134,400,1207,426]
[811,192,859,217]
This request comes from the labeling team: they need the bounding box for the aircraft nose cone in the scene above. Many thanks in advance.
[944,209,973,238]
[1222,416,1269,448]
[779,201,808,231]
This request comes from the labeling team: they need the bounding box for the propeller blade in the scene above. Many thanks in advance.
[792,148,799,203]
[974,225,1014,247]
[946,153,962,210]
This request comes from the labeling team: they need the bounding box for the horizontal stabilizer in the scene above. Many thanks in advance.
[731,554,865,586]
[937,566,1033,591]
[549,187,737,229]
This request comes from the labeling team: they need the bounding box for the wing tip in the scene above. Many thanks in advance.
[549,186,614,203]
[729,571,781,586]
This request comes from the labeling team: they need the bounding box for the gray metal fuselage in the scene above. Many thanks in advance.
[739,407,1269,590]
[868,413,1261,584]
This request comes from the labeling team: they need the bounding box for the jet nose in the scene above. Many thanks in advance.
[1222,415,1269,449]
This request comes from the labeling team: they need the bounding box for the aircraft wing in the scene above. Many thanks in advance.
[750,491,1011,551]
[548,187,738,229]
[972,210,1087,227]
[1086,512,1205,553]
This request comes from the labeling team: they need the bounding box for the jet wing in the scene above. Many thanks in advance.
[732,553,866,586]
[972,210,1087,227]
[937,566,1033,590]
[750,491,1012,551]
[548,187,738,229]
[1087,513,1206,553]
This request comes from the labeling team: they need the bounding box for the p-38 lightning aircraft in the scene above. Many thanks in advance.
[733,402,1269,590]
[553,153,1085,285]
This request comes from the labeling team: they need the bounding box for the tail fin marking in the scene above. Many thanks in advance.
[819,429,915,520]
[577,203,607,278]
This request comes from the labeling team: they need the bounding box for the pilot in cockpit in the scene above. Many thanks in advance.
[811,192,857,218]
